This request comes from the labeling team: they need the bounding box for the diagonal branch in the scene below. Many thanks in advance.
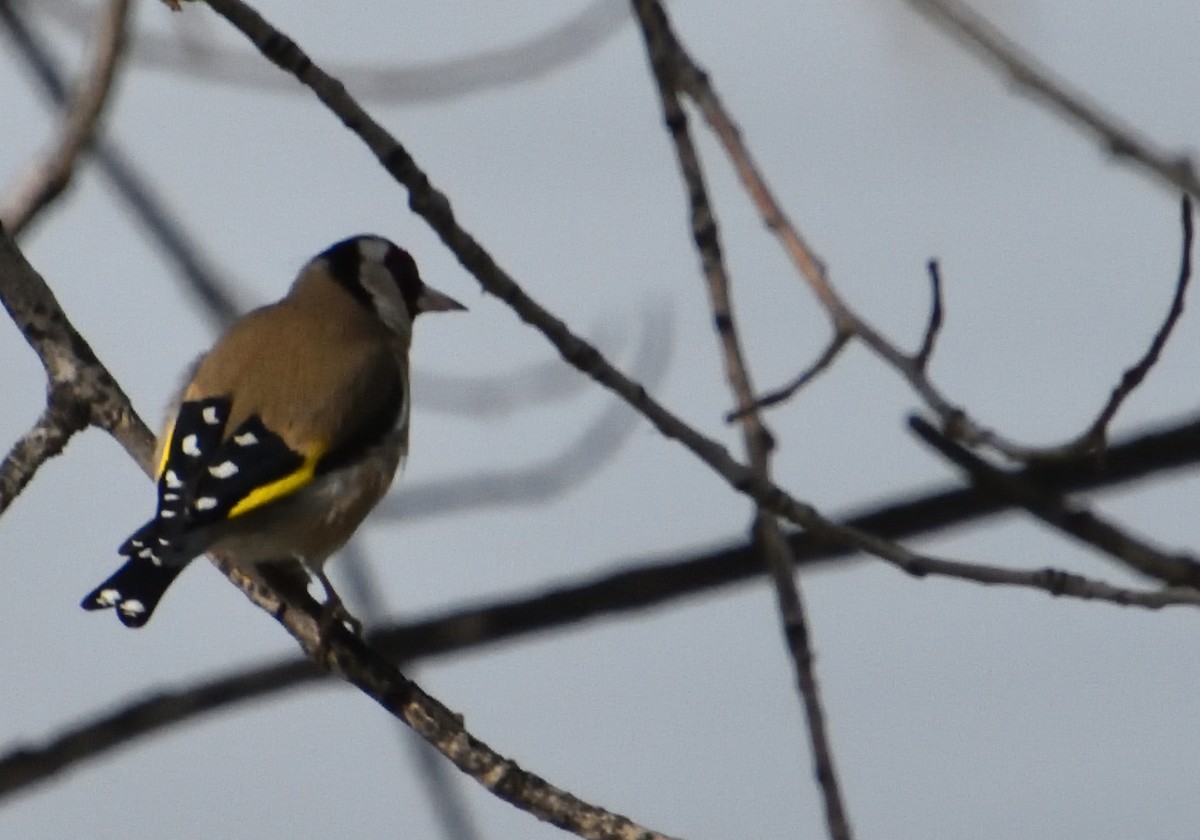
[631,2,852,837]
[908,0,1200,200]
[909,415,1200,586]
[8,445,1200,801]
[2,0,132,236]
[0,201,678,840]
[189,0,968,600]
[0,0,242,328]
[216,571,680,840]
[658,7,1193,464]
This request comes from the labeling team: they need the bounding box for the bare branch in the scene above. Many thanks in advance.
[7,409,1200,795]
[0,0,242,329]
[888,552,1200,608]
[191,0,956,591]
[335,544,486,840]
[214,562,683,840]
[632,2,852,837]
[2,0,131,236]
[913,260,944,371]
[909,0,1200,199]
[0,386,85,515]
[0,223,154,473]
[1048,196,1193,457]
[652,7,1196,464]
[909,415,1200,587]
[43,0,632,104]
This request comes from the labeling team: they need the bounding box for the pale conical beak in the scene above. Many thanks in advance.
[416,285,467,314]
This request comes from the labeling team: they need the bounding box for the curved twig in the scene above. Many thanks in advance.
[2,0,132,236]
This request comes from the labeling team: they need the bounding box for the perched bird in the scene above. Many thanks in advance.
[82,235,465,628]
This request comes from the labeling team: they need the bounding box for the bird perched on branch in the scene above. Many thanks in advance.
[82,235,465,628]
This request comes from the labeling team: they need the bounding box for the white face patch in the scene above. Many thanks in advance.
[208,461,239,479]
[202,406,221,425]
[234,431,258,447]
[181,434,201,457]
[357,237,390,265]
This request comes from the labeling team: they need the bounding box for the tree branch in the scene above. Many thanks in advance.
[0,0,242,329]
[0,219,678,840]
[632,2,852,837]
[908,0,1200,199]
[909,415,1200,586]
[189,0,985,608]
[9,410,1200,797]
[2,0,131,236]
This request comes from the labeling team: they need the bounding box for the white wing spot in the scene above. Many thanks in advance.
[163,493,179,502]
[119,599,146,616]
[181,434,201,457]
[164,470,182,489]
[194,497,218,511]
[208,461,239,479]
[137,548,153,559]
[234,431,258,447]
[202,405,221,425]
[130,539,144,548]
[96,588,120,607]
[160,509,176,519]
[158,537,170,546]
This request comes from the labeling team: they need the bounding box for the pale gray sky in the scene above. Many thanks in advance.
[2,2,1199,839]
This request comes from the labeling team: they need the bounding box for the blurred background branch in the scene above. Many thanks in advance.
[34,0,633,103]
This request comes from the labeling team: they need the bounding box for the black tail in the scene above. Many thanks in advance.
[81,558,189,628]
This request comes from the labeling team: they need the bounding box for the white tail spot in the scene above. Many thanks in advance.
[119,599,146,616]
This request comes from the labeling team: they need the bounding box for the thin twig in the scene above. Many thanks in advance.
[909,0,1200,199]
[728,331,849,420]
[0,387,85,515]
[0,224,154,474]
[661,9,1192,464]
[0,0,242,329]
[1045,196,1193,457]
[914,260,944,371]
[909,415,1200,587]
[2,0,131,235]
[631,2,852,838]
